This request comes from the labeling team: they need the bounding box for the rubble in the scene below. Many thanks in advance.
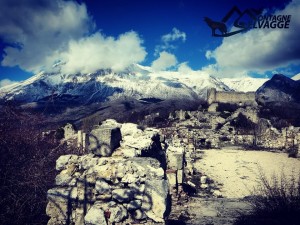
[46,120,174,225]
[47,100,300,225]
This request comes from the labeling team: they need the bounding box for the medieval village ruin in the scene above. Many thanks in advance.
[45,87,300,225]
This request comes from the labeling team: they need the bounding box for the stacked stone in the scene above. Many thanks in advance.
[165,146,189,221]
[166,147,188,199]
[77,130,87,153]
[46,121,169,225]
[63,123,76,139]
[185,140,196,178]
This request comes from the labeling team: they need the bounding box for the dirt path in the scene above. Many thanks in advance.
[193,149,300,198]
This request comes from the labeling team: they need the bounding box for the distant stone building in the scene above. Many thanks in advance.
[207,88,256,105]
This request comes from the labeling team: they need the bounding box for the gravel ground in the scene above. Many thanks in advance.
[194,149,300,198]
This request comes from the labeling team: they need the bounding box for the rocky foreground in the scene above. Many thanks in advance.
[46,121,171,225]
[46,93,300,225]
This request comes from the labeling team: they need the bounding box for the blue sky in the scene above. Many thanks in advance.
[0,0,299,86]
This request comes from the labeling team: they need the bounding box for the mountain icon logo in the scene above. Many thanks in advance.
[204,6,261,37]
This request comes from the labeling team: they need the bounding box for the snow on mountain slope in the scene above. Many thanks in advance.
[0,65,232,104]
[221,77,268,92]
[292,73,300,80]
[0,64,268,105]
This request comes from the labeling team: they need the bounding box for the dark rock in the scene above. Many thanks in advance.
[256,74,300,105]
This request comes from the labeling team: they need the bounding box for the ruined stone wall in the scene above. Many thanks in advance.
[46,120,191,225]
[207,88,256,105]
[47,155,168,225]
[216,91,255,104]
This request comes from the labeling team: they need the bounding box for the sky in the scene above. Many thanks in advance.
[0,0,299,87]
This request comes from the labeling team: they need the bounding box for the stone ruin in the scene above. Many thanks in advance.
[46,120,188,225]
[165,108,300,157]
[207,88,256,106]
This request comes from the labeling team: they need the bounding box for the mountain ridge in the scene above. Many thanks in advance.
[0,64,268,105]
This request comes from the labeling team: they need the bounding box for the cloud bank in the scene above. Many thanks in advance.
[205,0,300,77]
[61,31,146,74]
[0,0,146,74]
[155,27,186,55]
[162,27,187,43]
[151,28,186,71]
[151,51,177,71]
[0,79,17,88]
[0,0,91,72]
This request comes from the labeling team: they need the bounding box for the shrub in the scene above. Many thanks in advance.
[217,103,239,113]
[219,136,231,142]
[234,167,300,225]
[199,101,209,110]
[55,127,65,139]
[230,113,256,134]
[258,103,300,127]
[219,111,232,119]
[272,119,290,131]
[0,105,73,225]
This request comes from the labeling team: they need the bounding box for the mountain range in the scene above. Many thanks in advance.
[2,64,294,126]
[0,64,267,104]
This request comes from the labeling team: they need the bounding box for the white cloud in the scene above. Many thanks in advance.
[151,51,178,71]
[61,31,146,74]
[161,27,186,43]
[205,0,300,76]
[0,0,147,75]
[177,62,193,73]
[205,50,214,60]
[155,27,186,55]
[0,0,92,73]
[0,79,17,88]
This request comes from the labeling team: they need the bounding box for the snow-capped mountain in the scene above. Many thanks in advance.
[256,74,300,104]
[0,64,230,104]
[0,64,268,107]
[221,77,268,92]
[292,73,300,80]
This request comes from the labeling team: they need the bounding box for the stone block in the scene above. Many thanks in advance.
[208,103,218,112]
[55,164,77,186]
[84,204,106,225]
[47,217,67,225]
[47,187,78,202]
[201,184,209,189]
[56,155,78,171]
[95,179,111,194]
[133,209,147,220]
[74,208,84,225]
[76,181,95,203]
[213,190,222,198]
[177,169,183,184]
[88,126,122,156]
[142,179,169,222]
[127,200,142,211]
[63,123,75,139]
[108,204,128,223]
[200,176,207,184]
[166,171,176,187]
[46,187,78,222]
[112,189,134,203]
[46,200,69,221]
[167,153,184,170]
[55,172,76,186]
